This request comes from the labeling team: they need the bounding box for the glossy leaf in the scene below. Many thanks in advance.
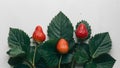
[41,39,73,67]
[61,63,72,68]
[68,38,75,51]
[14,64,29,68]
[89,32,111,58]
[74,43,90,64]
[48,11,73,41]
[7,46,25,57]
[84,62,97,68]
[8,57,24,66]
[94,54,116,68]
[35,57,48,68]
[8,28,30,57]
[84,54,115,68]
[26,46,35,63]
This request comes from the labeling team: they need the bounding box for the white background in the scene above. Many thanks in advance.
[0,0,120,68]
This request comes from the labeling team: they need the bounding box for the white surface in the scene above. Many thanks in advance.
[0,0,120,68]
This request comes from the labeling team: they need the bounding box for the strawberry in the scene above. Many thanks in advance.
[56,38,69,54]
[32,25,46,42]
[75,23,88,39]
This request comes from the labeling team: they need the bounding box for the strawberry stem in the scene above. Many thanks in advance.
[32,45,38,68]
[24,59,33,68]
[71,59,75,68]
[58,55,62,68]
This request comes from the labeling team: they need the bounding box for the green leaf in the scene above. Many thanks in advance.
[61,63,72,68]
[93,54,116,68]
[7,28,31,67]
[84,54,115,68]
[8,57,24,66]
[8,28,30,57]
[7,46,25,57]
[76,20,91,41]
[35,44,48,68]
[26,46,35,63]
[40,39,59,67]
[74,43,90,64]
[35,44,44,63]
[14,64,29,68]
[68,38,75,51]
[61,54,73,64]
[48,11,73,40]
[84,62,97,68]
[26,45,48,68]
[89,32,112,58]
[35,57,48,68]
[41,39,73,67]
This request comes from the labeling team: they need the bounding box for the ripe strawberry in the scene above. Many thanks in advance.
[56,38,69,54]
[32,25,46,42]
[75,23,88,39]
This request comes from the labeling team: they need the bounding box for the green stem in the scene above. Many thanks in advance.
[23,58,33,68]
[58,55,62,68]
[32,46,37,68]
[24,60,33,68]
[71,59,75,68]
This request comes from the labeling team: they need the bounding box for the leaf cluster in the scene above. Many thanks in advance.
[7,12,115,68]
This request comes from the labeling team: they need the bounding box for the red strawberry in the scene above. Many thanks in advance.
[75,23,88,39]
[56,38,69,54]
[32,25,46,42]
